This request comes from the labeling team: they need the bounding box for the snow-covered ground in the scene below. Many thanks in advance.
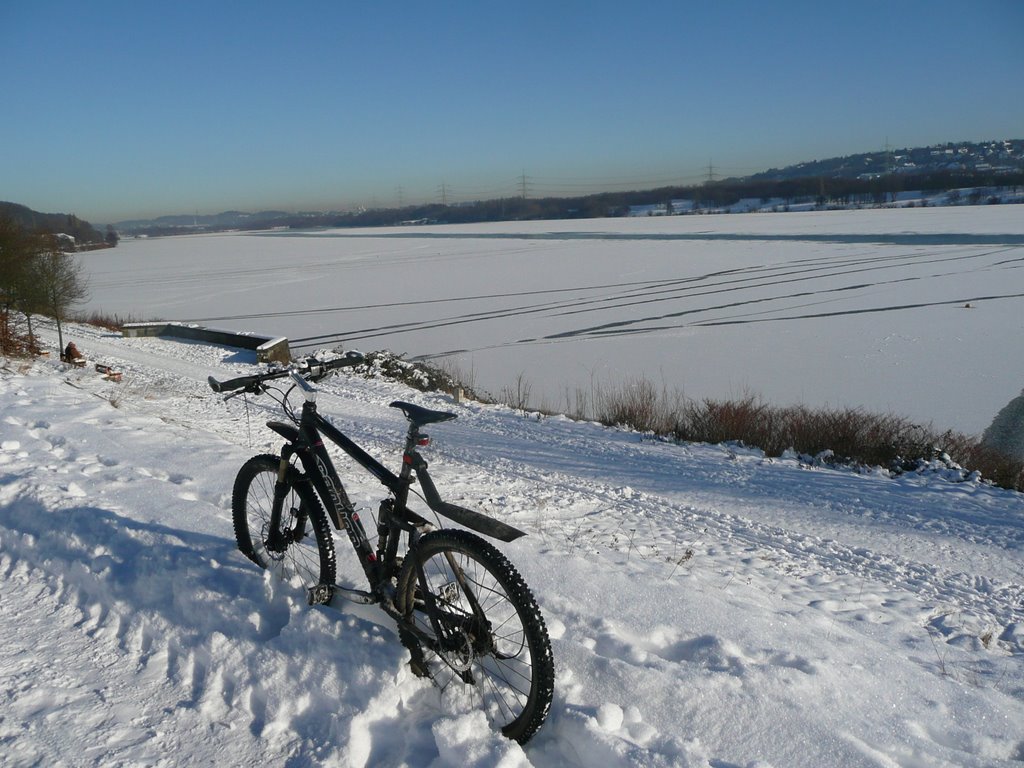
[80,206,1024,436]
[2,319,1022,767]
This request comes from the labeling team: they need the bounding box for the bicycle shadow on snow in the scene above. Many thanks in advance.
[0,493,274,638]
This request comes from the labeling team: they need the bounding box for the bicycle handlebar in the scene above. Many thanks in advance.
[207,351,364,395]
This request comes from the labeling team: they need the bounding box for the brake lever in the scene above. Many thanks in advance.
[223,382,264,402]
[307,367,333,383]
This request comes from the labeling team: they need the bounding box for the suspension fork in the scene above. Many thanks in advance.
[266,444,302,553]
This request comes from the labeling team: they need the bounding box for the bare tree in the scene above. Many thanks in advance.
[1,221,90,356]
[31,236,89,354]
[0,216,32,353]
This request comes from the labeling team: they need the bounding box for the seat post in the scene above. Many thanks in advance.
[403,422,421,454]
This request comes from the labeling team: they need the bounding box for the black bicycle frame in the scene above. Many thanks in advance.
[266,371,525,591]
[267,393,432,587]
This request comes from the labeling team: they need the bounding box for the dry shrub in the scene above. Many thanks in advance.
[0,311,49,357]
[78,311,142,332]
[775,407,935,467]
[501,372,534,411]
[955,441,1024,492]
[676,395,774,448]
[596,377,680,434]
[591,378,1023,491]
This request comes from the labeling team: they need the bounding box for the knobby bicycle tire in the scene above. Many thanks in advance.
[396,529,554,744]
[231,454,336,588]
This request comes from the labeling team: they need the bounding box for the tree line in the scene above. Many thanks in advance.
[1,215,88,357]
[312,169,1024,229]
[252,169,1024,231]
[0,201,111,246]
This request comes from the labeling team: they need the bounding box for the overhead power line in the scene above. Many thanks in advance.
[348,162,768,210]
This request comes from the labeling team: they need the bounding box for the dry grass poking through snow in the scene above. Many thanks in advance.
[593,380,1024,492]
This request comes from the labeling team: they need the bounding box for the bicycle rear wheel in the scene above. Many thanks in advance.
[231,454,336,589]
[396,529,554,744]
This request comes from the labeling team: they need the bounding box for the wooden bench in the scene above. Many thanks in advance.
[95,363,123,382]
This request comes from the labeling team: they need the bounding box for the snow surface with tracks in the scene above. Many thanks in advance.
[1,320,1023,767]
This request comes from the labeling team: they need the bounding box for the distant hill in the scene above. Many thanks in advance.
[747,139,1024,182]
[0,201,106,246]
[115,209,293,232]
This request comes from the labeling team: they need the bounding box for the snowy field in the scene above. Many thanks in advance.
[1,319,1023,766]
[80,206,1024,436]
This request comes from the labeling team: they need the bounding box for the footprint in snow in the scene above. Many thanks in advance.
[136,467,193,485]
[585,620,819,678]
[26,420,52,439]
[657,634,819,676]
[557,701,694,763]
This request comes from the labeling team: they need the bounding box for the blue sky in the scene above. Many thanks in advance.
[2,1,1022,223]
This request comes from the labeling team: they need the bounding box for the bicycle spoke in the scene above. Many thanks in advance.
[232,456,335,590]
[404,533,551,740]
[480,664,525,723]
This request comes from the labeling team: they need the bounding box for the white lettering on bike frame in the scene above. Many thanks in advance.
[315,453,372,553]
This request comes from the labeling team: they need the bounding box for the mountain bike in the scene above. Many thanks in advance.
[208,353,554,744]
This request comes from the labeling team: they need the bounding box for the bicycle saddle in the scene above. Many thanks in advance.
[390,401,457,427]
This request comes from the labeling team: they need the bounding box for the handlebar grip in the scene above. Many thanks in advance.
[329,351,364,368]
[208,374,260,393]
[303,352,362,381]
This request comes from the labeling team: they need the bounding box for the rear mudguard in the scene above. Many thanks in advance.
[416,465,525,542]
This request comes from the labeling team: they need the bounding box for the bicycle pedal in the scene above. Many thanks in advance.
[307,584,335,606]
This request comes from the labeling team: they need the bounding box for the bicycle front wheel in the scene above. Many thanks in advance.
[396,529,554,744]
[231,454,336,589]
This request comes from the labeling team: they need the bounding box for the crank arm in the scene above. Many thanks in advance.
[307,583,377,607]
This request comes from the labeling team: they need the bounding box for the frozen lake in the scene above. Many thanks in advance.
[81,206,1024,435]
